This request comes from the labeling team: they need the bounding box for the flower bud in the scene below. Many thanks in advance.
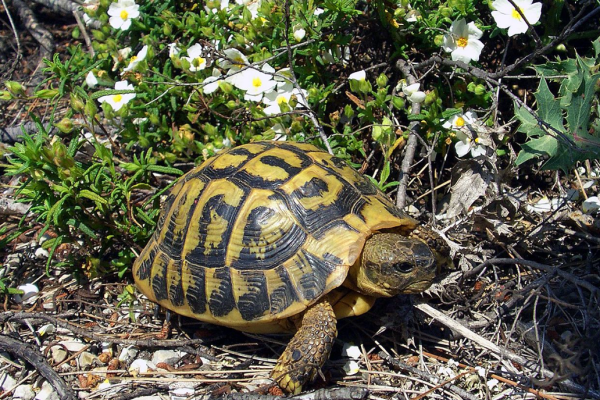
[70,93,85,112]
[474,84,486,96]
[376,73,389,88]
[5,81,25,96]
[35,89,59,99]
[91,30,106,41]
[392,96,405,110]
[55,117,74,134]
[85,99,98,119]
[218,81,234,94]
[343,104,354,119]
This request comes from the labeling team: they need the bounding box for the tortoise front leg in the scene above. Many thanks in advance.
[271,300,337,394]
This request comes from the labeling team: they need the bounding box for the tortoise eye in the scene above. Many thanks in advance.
[393,262,414,273]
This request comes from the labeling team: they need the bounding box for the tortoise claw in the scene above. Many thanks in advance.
[271,300,337,394]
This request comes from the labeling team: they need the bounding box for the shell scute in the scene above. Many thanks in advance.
[133,141,417,332]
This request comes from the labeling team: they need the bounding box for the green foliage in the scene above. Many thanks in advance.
[1,0,598,277]
[515,56,600,171]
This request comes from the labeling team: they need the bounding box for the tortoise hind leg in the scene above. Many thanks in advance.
[271,300,337,394]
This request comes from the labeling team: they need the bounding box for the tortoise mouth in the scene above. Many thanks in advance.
[398,278,435,294]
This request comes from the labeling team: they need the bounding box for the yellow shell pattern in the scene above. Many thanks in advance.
[133,141,417,332]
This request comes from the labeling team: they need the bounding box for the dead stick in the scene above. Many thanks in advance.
[0,334,76,400]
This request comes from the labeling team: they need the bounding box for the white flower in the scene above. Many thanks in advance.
[184,44,211,72]
[343,360,360,375]
[322,46,350,66]
[203,69,223,94]
[235,0,261,19]
[455,131,486,157]
[262,82,307,115]
[348,70,366,81]
[402,82,426,103]
[442,19,484,63]
[405,9,420,22]
[293,27,306,42]
[38,324,56,336]
[219,48,249,70]
[168,43,181,57]
[491,0,542,36]
[443,111,486,157]
[219,48,250,86]
[98,80,136,111]
[583,196,600,214]
[107,0,140,30]
[233,64,277,102]
[86,71,98,87]
[271,123,287,141]
[314,8,324,15]
[341,342,361,359]
[122,45,148,73]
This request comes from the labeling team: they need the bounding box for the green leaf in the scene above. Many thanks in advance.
[66,218,98,238]
[535,79,564,133]
[146,165,183,175]
[79,189,108,205]
[566,57,600,140]
[515,136,557,165]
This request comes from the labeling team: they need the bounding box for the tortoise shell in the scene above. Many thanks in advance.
[133,141,419,333]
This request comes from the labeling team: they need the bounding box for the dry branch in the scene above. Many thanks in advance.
[0,334,77,400]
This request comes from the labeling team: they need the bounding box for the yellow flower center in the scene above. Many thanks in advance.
[511,8,523,20]
[277,96,288,105]
[195,57,205,67]
[252,77,262,88]
[455,116,465,127]
[234,57,245,65]
[457,36,468,48]
[120,10,129,20]
[113,94,123,102]
[474,137,480,143]
[129,56,137,64]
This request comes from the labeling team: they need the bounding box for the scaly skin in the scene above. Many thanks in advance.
[271,232,441,393]
[271,300,337,394]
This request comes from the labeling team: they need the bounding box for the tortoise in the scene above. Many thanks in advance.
[133,140,447,394]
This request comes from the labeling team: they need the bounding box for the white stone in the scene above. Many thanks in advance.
[118,346,138,363]
[60,341,87,352]
[34,382,60,400]
[13,384,35,400]
[170,386,194,400]
[79,352,97,368]
[4,253,21,268]
[0,373,17,391]
[129,359,155,376]
[13,283,39,304]
[35,247,49,259]
[51,346,67,364]
[38,233,53,245]
[151,350,183,366]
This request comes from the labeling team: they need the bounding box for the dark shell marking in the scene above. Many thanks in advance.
[133,141,417,332]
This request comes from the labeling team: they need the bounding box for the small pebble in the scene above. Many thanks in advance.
[13,384,35,400]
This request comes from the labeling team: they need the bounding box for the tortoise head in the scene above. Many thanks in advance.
[349,232,437,297]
